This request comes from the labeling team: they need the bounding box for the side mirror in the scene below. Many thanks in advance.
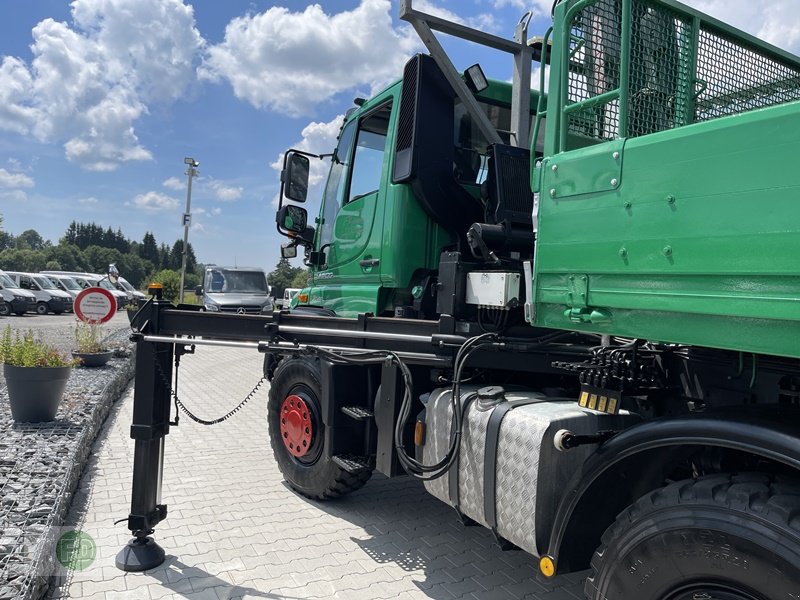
[282,151,310,203]
[281,243,298,259]
[194,286,203,296]
[276,204,308,234]
[108,263,119,285]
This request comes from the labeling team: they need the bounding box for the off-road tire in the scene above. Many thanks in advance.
[267,357,372,500]
[0,302,10,316]
[586,473,800,599]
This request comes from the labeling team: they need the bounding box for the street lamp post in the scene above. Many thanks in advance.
[179,157,199,303]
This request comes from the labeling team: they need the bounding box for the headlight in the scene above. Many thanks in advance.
[14,295,25,301]
[204,303,219,312]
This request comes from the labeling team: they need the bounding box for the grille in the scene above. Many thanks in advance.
[219,305,262,314]
[564,0,800,146]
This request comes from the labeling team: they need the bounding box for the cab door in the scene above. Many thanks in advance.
[308,99,394,315]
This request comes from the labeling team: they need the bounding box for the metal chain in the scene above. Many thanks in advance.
[153,353,267,426]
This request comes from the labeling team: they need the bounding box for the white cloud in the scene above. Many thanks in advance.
[211,207,222,216]
[270,114,344,208]
[163,176,184,190]
[684,0,800,52]
[0,168,34,188]
[0,0,204,170]
[200,0,419,116]
[415,0,499,32]
[131,191,179,212]
[78,196,99,205]
[0,190,28,203]
[207,179,243,202]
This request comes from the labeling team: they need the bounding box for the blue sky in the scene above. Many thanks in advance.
[1,0,797,272]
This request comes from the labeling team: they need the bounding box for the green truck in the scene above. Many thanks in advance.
[121,1,800,597]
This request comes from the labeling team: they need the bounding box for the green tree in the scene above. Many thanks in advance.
[149,269,181,302]
[83,245,123,274]
[290,269,311,288]
[139,232,159,265]
[0,230,14,252]
[16,229,47,251]
[0,248,46,272]
[45,260,61,270]
[116,253,152,289]
[267,258,303,298]
[45,243,87,272]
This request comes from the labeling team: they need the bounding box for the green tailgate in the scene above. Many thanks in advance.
[533,0,800,358]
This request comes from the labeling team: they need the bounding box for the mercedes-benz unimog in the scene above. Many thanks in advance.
[118,1,800,597]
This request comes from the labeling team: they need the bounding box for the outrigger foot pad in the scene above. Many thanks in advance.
[115,536,165,571]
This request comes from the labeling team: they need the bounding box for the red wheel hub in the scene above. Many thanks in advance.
[279,395,313,458]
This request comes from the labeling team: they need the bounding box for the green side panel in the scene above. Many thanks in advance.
[380,184,451,290]
[534,101,800,358]
[300,284,382,319]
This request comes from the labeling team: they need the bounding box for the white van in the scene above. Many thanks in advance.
[41,271,126,310]
[282,287,301,309]
[43,273,83,301]
[0,270,36,315]
[4,271,73,315]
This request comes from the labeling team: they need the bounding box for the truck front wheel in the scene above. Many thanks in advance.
[586,473,800,599]
[267,357,372,500]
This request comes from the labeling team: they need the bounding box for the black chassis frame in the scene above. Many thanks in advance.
[119,299,800,577]
[120,300,590,552]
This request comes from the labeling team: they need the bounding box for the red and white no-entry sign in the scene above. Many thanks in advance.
[74,287,116,324]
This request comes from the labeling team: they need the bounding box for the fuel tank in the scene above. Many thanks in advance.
[422,386,639,556]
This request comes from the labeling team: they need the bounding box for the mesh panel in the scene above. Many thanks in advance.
[695,27,800,121]
[628,2,690,136]
[564,0,800,146]
[567,0,622,141]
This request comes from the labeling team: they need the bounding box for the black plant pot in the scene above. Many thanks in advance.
[4,364,71,422]
[72,350,113,368]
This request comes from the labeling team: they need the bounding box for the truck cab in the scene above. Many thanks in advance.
[278,69,541,319]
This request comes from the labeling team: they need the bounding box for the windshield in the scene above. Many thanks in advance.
[118,279,135,292]
[97,279,116,291]
[206,270,267,294]
[0,274,15,288]
[57,277,81,290]
[33,276,57,290]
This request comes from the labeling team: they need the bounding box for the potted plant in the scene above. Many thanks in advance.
[1,326,75,422]
[73,322,113,367]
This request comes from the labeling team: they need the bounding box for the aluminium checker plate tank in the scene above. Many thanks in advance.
[422,386,639,556]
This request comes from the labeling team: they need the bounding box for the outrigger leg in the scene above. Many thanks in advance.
[116,300,173,571]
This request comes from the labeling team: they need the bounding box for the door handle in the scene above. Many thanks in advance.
[359,258,380,268]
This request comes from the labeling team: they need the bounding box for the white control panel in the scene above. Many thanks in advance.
[465,272,521,308]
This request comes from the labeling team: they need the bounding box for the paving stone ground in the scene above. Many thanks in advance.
[47,345,588,600]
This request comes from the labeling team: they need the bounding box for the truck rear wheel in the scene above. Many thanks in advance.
[267,357,372,500]
[585,473,800,600]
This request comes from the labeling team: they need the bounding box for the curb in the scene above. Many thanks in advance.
[17,349,136,600]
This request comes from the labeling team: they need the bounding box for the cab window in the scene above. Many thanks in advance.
[348,103,391,203]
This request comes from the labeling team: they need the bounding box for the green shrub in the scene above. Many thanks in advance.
[0,326,75,368]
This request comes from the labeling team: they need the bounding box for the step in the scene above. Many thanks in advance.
[341,406,374,421]
[332,454,372,474]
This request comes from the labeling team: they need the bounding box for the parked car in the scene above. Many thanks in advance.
[195,266,273,314]
[4,271,73,314]
[0,270,36,315]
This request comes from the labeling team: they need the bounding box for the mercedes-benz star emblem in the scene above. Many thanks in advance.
[236,307,245,315]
